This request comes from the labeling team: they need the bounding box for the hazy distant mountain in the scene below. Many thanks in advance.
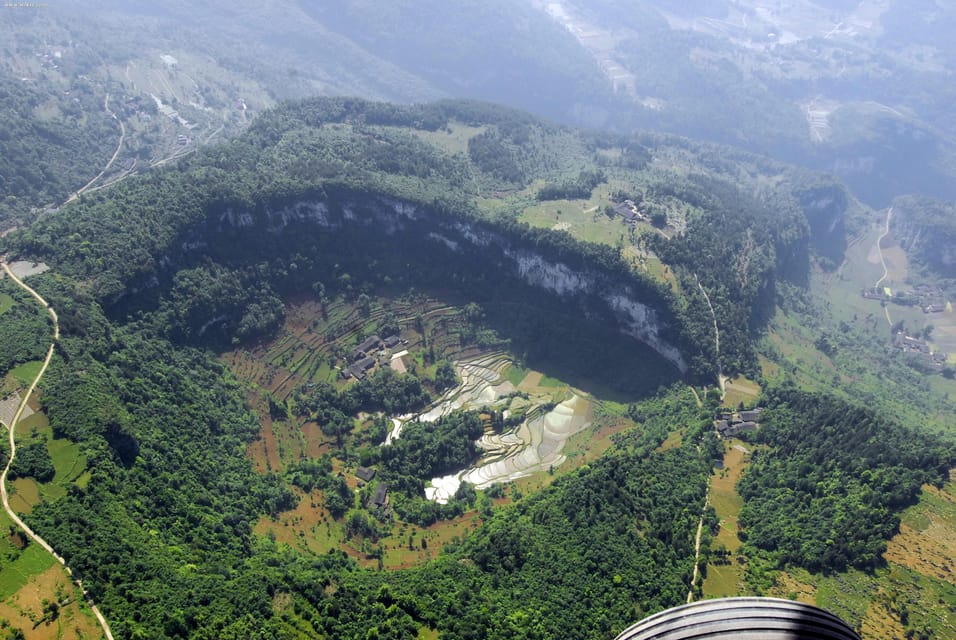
[4,0,956,211]
[539,0,956,205]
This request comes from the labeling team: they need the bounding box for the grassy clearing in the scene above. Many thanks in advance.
[927,309,956,358]
[0,293,14,315]
[757,355,780,381]
[886,472,956,582]
[9,360,43,386]
[813,569,880,631]
[0,543,56,599]
[254,489,342,557]
[640,251,679,292]
[11,408,88,500]
[9,478,40,514]
[538,374,564,388]
[655,430,683,452]
[880,239,910,285]
[43,437,87,501]
[255,489,486,571]
[566,415,623,455]
[702,442,749,598]
[763,313,844,394]
[512,178,666,250]
[800,563,956,639]
[520,199,628,247]
[379,511,483,570]
[722,376,761,409]
[14,410,47,439]
[504,363,531,387]
[408,122,486,155]
[73,470,91,489]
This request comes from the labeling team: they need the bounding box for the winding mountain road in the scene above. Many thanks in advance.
[64,93,126,206]
[875,207,894,326]
[0,262,114,640]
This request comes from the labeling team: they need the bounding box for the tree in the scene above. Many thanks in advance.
[434,361,458,391]
[358,293,372,317]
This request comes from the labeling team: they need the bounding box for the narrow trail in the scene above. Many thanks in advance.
[204,122,225,144]
[875,207,894,326]
[687,273,721,603]
[695,274,726,396]
[689,386,702,408]
[0,262,114,640]
[687,488,709,604]
[64,93,126,206]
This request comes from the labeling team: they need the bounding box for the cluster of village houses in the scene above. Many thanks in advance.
[610,199,648,224]
[713,407,763,439]
[334,332,417,512]
[861,283,947,314]
[341,333,408,380]
[355,466,388,510]
[894,331,948,368]
[861,284,950,367]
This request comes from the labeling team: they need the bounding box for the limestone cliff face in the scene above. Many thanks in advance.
[169,195,689,371]
[796,183,847,266]
[891,196,956,278]
[508,252,686,371]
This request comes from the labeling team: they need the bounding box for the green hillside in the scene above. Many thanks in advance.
[0,98,952,638]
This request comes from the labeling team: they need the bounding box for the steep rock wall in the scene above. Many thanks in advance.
[890,196,956,278]
[170,195,689,372]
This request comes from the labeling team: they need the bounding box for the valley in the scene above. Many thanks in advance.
[0,87,952,639]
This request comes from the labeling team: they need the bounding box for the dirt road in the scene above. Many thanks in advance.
[875,207,894,326]
[64,93,126,206]
[0,262,114,640]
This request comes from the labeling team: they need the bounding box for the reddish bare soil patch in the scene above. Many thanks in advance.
[8,529,28,550]
[301,422,331,458]
[0,564,102,640]
[767,572,815,604]
[884,480,956,581]
[378,510,483,570]
[246,406,281,473]
[254,489,340,556]
[860,590,907,640]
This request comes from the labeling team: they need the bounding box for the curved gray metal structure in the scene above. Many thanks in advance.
[615,597,861,640]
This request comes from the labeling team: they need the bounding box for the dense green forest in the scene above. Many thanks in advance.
[890,194,956,279]
[738,388,953,580]
[0,70,117,227]
[2,96,951,637]
[12,262,714,637]
[645,172,809,376]
[0,277,51,373]
[4,97,845,379]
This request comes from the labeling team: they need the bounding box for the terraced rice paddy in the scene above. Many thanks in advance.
[383,353,592,503]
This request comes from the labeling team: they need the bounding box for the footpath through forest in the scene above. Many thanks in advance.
[0,261,115,640]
